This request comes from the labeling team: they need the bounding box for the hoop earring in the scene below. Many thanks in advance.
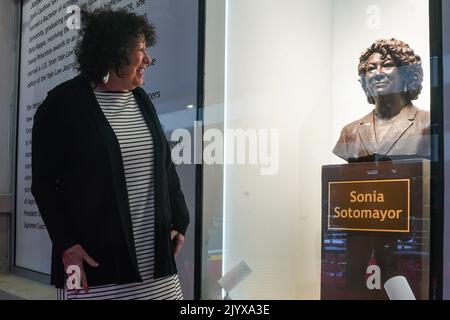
[102,72,110,84]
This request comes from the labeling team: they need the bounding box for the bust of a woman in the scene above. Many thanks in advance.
[333,38,430,162]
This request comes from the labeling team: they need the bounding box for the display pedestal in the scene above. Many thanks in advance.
[321,159,430,300]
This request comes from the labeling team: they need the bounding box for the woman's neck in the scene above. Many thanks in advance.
[93,82,131,92]
[91,72,134,92]
[374,94,409,119]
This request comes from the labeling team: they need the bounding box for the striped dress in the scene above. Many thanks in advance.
[57,90,183,300]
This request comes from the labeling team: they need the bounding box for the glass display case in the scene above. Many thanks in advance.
[202,0,442,300]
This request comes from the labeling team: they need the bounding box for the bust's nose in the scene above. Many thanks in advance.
[373,71,386,82]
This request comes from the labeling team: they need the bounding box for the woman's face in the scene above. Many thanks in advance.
[116,38,151,90]
[365,52,403,99]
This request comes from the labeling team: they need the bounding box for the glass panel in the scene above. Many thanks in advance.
[442,0,450,300]
[203,0,431,300]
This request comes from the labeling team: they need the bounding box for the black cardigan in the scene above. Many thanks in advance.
[31,74,190,288]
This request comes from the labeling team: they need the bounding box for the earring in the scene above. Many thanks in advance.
[102,72,110,84]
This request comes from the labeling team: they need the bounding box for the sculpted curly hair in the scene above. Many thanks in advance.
[75,8,156,84]
[358,38,423,105]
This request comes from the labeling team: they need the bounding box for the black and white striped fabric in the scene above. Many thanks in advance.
[57,90,183,300]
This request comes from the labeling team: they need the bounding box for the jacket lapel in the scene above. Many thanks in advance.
[356,112,377,156]
[132,88,165,241]
[376,106,417,155]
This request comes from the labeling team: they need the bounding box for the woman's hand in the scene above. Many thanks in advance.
[62,244,99,293]
[170,230,185,257]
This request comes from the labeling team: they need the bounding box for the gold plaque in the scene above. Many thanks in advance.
[328,179,410,232]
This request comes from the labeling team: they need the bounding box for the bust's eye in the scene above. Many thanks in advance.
[367,65,376,72]
[382,60,395,68]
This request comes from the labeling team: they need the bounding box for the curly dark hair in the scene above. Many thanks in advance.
[75,8,156,84]
[358,38,423,105]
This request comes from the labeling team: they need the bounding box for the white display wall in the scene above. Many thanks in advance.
[0,0,19,194]
[223,0,332,299]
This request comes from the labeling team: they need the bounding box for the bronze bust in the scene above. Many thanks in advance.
[333,38,430,162]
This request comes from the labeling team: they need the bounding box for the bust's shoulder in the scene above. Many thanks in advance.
[339,111,373,136]
[414,106,430,119]
[408,105,430,130]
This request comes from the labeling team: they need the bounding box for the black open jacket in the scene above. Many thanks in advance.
[31,74,190,288]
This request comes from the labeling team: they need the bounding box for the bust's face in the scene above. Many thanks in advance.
[365,52,403,99]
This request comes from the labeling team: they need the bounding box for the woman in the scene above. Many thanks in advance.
[333,38,430,162]
[31,8,190,300]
